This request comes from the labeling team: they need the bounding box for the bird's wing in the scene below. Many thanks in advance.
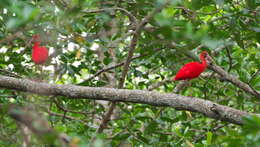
[174,62,201,80]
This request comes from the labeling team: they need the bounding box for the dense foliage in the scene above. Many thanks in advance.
[0,0,259,146]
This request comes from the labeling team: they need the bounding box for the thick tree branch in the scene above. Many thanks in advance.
[0,75,259,125]
[7,105,70,145]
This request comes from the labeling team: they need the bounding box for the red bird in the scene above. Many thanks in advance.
[173,51,208,80]
[31,35,49,64]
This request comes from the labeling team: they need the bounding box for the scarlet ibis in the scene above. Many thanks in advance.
[173,51,208,80]
[31,35,49,64]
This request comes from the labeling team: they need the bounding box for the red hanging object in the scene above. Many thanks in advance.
[173,51,208,80]
[31,35,49,64]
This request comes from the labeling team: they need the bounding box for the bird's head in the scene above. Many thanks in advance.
[32,34,41,43]
[199,51,209,67]
[200,51,208,59]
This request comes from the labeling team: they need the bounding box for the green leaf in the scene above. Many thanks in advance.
[23,6,39,20]
[243,115,260,135]
[113,132,131,140]
[246,0,257,9]
[206,131,213,145]
[215,0,224,7]
[154,13,171,26]
[136,133,150,144]
[103,57,112,65]
[6,18,22,29]
[202,38,225,49]
[144,120,158,134]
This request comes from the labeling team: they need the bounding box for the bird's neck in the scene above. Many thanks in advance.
[33,42,40,48]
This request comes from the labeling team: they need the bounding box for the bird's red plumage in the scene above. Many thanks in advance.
[173,51,208,80]
[173,62,206,80]
[32,42,49,64]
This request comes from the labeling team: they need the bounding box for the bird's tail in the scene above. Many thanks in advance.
[172,76,178,81]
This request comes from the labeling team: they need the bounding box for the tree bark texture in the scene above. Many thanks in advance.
[0,75,259,125]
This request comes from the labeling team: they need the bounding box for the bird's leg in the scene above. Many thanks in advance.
[173,80,190,93]
[35,65,44,81]
[35,65,40,74]
[39,65,45,81]
[173,80,193,119]
[184,79,193,119]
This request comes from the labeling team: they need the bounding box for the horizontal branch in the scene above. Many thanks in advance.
[0,31,24,44]
[82,7,137,25]
[47,110,88,125]
[0,75,259,125]
[78,48,163,84]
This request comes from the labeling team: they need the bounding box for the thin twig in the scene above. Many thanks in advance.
[248,69,260,84]
[47,111,88,125]
[225,47,233,72]
[247,69,260,96]
[118,0,171,88]
[173,80,190,94]
[79,48,163,84]
[0,69,23,78]
[175,6,220,15]
[96,0,171,134]
[202,72,216,98]
[53,98,92,116]
[194,124,226,143]
[0,31,24,44]
[148,79,172,91]
[83,7,137,25]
